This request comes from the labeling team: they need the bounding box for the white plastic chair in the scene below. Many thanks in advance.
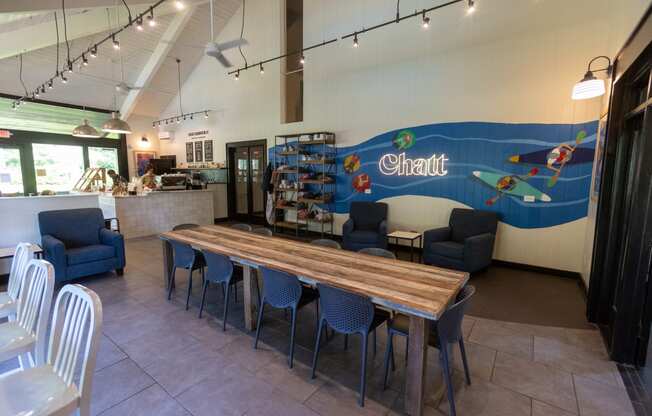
[0,242,35,320]
[0,259,54,370]
[0,284,103,416]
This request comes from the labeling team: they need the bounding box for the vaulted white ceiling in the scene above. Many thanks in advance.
[0,0,242,117]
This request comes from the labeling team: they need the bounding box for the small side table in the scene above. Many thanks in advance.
[0,244,44,261]
[387,231,422,263]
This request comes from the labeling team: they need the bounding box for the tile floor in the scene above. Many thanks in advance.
[0,236,637,416]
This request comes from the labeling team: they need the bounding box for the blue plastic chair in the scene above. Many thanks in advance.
[254,267,319,368]
[252,227,273,236]
[166,240,205,311]
[198,251,235,330]
[311,283,389,407]
[311,239,341,249]
[231,223,253,232]
[382,285,475,416]
[358,247,396,259]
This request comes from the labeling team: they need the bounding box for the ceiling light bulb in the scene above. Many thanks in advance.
[40,86,46,94]
[422,12,430,28]
[112,35,120,50]
[235,71,240,80]
[147,9,156,27]
[90,46,98,58]
[204,111,209,119]
[353,34,359,48]
[260,63,264,74]
[82,54,89,66]
[61,74,68,84]
[48,80,54,89]
[467,0,476,14]
[176,118,181,124]
[174,1,185,10]
[136,17,144,31]
[67,60,74,72]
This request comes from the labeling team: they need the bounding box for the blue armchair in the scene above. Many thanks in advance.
[342,202,388,251]
[38,208,126,283]
[423,208,498,273]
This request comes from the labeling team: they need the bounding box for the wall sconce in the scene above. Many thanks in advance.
[572,56,612,100]
[140,136,151,148]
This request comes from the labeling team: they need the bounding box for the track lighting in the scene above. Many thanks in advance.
[34,90,40,98]
[176,117,181,124]
[467,0,476,14]
[40,86,46,94]
[422,11,430,28]
[48,80,54,89]
[61,73,68,84]
[147,9,156,27]
[204,111,209,119]
[67,60,74,73]
[112,35,120,50]
[90,46,98,58]
[353,33,359,48]
[136,17,144,31]
[174,1,185,10]
[82,54,89,66]
[259,63,264,74]
[235,70,240,80]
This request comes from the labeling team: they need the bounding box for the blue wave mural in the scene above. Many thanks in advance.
[273,121,598,229]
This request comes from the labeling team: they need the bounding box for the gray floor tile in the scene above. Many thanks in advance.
[96,334,128,372]
[90,359,155,416]
[99,384,190,416]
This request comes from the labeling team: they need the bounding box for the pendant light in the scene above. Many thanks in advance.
[102,111,132,134]
[572,56,612,100]
[73,119,101,138]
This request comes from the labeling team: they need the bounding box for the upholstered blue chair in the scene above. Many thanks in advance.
[423,208,498,272]
[382,285,475,416]
[311,283,389,407]
[38,208,125,283]
[342,202,388,251]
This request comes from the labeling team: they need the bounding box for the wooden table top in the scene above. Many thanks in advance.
[161,225,468,319]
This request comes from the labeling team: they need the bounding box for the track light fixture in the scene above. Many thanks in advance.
[90,46,98,58]
[136,17,144,31]
[353,33,359,48]
[112,35,120,50]
[34,90,40,98]
[204,111,209,119]
[82,54,89,66]
[153,110,212,126]
[147,8,156,27]
[467,0,476,14]
[260,63,264,74]
[48,80,54,89]
[67,60,74,73]
[61,73,68,84]
[235,70,240,80]
[300,54,305,65]
[40,86,46,94]
[422,10,430,28]
[174,1,185,10]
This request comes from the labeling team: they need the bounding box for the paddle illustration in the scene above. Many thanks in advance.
[473,168,550,206]
[508,130,591,188]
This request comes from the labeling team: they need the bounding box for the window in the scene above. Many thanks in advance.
[89,147,119,187]
[32,143,84,193]
[283,0,303,123]
[0,147,24,196]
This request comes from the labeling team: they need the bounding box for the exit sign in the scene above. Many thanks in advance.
[0,130,13,139]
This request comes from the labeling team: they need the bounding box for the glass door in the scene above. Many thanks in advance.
[0,146,25,196]
[32,143,84,193]
[227,141,267,222]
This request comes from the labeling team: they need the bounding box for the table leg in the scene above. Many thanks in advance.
[410,239,415,262]
[162,239,173,289]
[242,265,258,331]
[405,315,429,416]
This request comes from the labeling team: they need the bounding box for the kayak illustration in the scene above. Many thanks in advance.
[508,130,593,187]
[352,173,371,193]
[393,130,416,150]
[473,168,551,206]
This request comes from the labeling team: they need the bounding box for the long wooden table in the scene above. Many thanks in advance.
[160,225,468,416]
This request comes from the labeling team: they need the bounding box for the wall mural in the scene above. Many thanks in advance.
[334,121,598,229]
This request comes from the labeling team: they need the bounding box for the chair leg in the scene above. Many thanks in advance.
[254,299,266,349]
[344,334,348,351]
[382,331,394,390]
[234,282,238,303]
[198,280,209,318]
[459,339,472,386]
[440,343,457,416]
[167,268,176,300]
[289,307,297,368]
[185,269,194,310]
[311,319,325,379]
[222,281,231,332]
[359,332,369,407]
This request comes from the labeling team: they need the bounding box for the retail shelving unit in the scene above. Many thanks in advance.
[272,132,336,237]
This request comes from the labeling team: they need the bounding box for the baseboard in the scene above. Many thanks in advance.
[491,259,581,280]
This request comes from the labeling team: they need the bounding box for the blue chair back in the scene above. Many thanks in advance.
[311,239,341,249]
[170,240,196,269]
[38,208,104,248]
[358,247,395,259]
[449,209,498,243]
[203,251,233,284]
[261,267,302,308]
[173,223,200,231]
[435,285,475,343]
[349,202,387,231]
[252,227,273,236]
[317,283,374,335]
[231,223,253,232]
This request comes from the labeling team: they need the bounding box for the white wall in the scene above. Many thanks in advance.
[158,0,648,273]
[125,114,160,178]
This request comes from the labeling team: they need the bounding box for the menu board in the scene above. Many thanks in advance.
[204,140,213,162]
[186,142,194,162]
[194,141,203,162]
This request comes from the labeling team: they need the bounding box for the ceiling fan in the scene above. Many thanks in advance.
[204,0,248,68]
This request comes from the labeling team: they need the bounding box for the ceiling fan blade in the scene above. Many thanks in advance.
[217,38,248,51]
[216,54,233,68]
